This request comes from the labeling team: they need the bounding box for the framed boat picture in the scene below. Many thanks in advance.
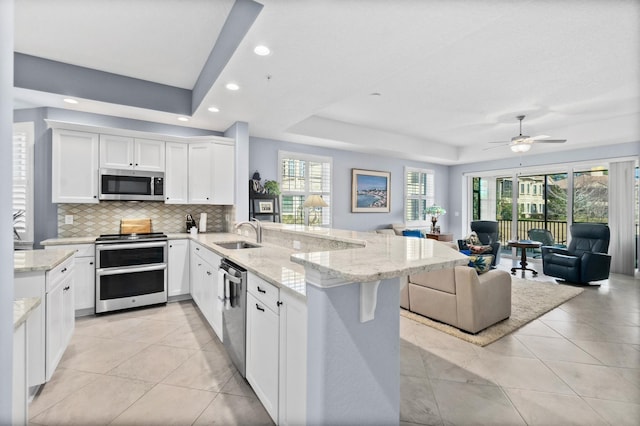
[351,169,390,213]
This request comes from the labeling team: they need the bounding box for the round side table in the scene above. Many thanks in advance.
[507,240,542,277]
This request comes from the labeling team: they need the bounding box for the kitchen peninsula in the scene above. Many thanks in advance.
[42,224,467,424]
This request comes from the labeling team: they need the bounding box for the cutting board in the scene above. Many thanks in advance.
[120,218,152,234]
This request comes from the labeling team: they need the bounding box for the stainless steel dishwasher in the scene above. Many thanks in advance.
[219,258,247,377]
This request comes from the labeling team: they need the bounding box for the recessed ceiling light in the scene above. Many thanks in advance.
[178,117,189,122]
[63,98,79,104]
[208,106,220,113]
[254,45,271,56]
[370,93,382,97]
[225,83,240,91]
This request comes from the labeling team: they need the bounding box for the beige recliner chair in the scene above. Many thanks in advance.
[401,242,511,334]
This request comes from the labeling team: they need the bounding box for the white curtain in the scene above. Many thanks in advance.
[608,160,636,275]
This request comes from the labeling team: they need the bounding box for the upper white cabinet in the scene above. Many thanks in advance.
[188,141,235,205]
[52,129,99,203]
[100,135,165,172]
[165,142,189,204]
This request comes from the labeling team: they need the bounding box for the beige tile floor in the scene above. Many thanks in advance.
[29,257,639,425]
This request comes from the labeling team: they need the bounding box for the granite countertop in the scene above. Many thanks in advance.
[14,249,75,273]
[41,236,99,245]
[14,297,41,330]
[38,224,467,297]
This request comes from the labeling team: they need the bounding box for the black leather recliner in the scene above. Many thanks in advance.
[541,223,611,284]
[458,221,501,266]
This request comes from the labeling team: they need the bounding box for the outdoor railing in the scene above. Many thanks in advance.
[496,220,568,245]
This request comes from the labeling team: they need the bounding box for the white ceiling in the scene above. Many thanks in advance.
[13,0,640,165]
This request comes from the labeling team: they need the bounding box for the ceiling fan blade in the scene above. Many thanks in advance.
[488,140,510,144]
[482,144,507,151]
[534,139,566,143]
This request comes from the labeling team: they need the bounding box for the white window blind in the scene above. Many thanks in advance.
[279,151,332,226]
[405,167,435,223]
[13,122,34,242]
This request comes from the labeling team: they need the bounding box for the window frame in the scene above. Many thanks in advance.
[404,166,435,226]
[13,121,35,243]
[277,150,332,226]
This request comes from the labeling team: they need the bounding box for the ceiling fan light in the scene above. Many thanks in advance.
[511,143,531,153]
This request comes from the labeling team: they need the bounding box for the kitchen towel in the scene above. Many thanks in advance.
[199,213,207,233]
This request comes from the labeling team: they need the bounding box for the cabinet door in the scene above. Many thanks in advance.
[188,143,214,204]
[45,279,64,380]
[134,138,165,171]
[165,142,189,204]
[246,292,280,423]
[99,134,134,169]
[74,256,95,311]
[211,142,235,204]
[278,292,307,425]
[168,240,190,297]
[52,129,99,203]
[190,252,204,307]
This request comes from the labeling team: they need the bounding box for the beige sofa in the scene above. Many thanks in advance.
[401,242,511,334]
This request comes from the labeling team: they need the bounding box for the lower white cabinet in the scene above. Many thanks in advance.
[45,244,94,313]
[246,280,280,423]
[14,255,75,386]
[278,291,308,425]
[13,320,28,425]
[168,239,190,297]
[190,242,223,341]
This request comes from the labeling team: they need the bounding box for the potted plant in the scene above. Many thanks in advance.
[264,180,281,196]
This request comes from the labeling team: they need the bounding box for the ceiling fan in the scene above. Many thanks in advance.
[489,115,567,152]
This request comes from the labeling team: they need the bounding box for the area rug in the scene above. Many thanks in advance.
[401,277,584,347]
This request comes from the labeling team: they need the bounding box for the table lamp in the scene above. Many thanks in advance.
[425,204,446,233]
[303,195,328,225]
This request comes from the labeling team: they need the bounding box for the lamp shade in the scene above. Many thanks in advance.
[425,204,446,217]
[303,195,328,208]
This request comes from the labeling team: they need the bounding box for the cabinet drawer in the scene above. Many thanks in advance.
[248,273,280,312]
[46,244,94,258]
[191,242,218,267]
[46,257,74,292]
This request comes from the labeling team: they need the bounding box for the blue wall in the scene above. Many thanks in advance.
[250,137,450,232]
[447,141,640,240]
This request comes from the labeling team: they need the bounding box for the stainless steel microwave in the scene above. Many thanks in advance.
[99,169,164,201]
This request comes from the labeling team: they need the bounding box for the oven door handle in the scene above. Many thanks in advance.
[96,241,167,251]
[96,264,167,276]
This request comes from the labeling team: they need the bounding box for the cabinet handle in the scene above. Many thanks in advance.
[63,286,70,291]
[166,197,169,200]
[89,262,94,266]
[257,286,266,294]
[61,267,67,273]
[256,304,265,312]
[93,195,97,198]
[135,163,139,166]
[206,271,212,276]
[129,163,133,166]
[170,245,173,248]
[277,301,283,307]
[197,263,202,267]
[196,247,200,251]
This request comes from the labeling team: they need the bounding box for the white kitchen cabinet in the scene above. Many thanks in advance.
[52,129,99,203]
[13,320,27,425]
[46,266,75,379]
[246,274,280,423]
[190,242,223,340]
[211,141,235,204]
[278,291,308,425]
[45,244,95,313]
[188,142,214,204]
[188,140,235,205]
[165,142,189,204]
[100,134,165,171]
[168,239,190,298]
[14,256,75,386]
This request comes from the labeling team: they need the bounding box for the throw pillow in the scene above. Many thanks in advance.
[470,244,493,254]
[468,254,494,274]
[402,229,423,238]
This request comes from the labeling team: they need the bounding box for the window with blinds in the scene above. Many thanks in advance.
[279,151,332,226]
[405,167,435,223]
[13,122,34,242]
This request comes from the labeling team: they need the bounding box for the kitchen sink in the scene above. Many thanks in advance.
[215,241,262,250]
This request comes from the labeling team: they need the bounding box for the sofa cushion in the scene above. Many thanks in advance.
[402,229,423,238]
[409,267,456,294]
[468,255,494,274]
[375,228,396,235]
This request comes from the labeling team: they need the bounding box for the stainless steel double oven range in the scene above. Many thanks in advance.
[95,232,168,314]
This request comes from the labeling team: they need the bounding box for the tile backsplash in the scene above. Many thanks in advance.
[57,202,234,237]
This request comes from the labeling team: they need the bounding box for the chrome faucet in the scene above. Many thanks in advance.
[234,218,262,243]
